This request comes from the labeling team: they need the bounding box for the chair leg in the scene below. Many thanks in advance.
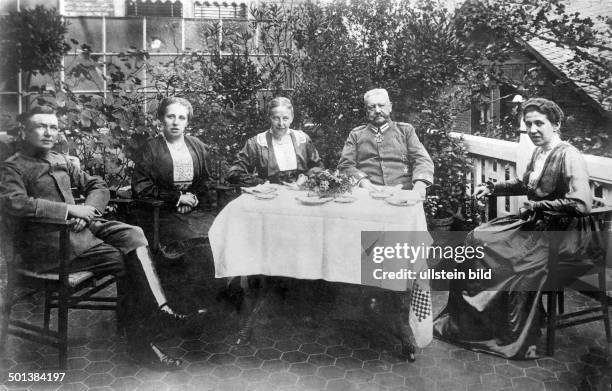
[43,291,52,331]
[0,303,10,351]
[57,292,69,369]
[598,271,611,342]
[557,292,564,315]
[546,292,557,356]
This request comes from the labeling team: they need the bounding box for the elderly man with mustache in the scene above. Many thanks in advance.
[338,88,433,197]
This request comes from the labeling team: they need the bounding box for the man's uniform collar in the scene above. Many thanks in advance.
[367,122,390,134]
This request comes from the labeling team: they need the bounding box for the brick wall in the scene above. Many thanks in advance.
[63,0,114,16]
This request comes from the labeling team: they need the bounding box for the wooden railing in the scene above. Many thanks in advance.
[451,132,612,217]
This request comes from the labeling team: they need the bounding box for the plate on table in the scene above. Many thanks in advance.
[296,196,334,205]
[369,190,394,200]
[334,195,357,203]
[253,192,278,200]
[385,197,417,207]
[241,184,278,195]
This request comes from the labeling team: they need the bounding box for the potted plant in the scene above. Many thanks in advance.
[424,195,455,231]
[416,107,474,231]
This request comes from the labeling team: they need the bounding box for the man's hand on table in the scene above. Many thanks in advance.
[359,178,383,192]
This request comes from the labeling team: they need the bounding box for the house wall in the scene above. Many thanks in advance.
[452,46,611,144]
[63,0,115,16]
[0,0,59,14]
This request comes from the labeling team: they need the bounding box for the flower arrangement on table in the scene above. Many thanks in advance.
[305,169,353,198]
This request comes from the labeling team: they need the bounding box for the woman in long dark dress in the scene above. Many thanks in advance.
[132,97,214,258]
[434,98,603,359]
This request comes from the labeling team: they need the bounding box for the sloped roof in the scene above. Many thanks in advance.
[525,0,612,112]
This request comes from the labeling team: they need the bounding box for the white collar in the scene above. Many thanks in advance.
[369,122,390,133]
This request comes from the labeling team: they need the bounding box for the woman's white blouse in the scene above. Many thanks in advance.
[272,133,298,172]
[166,140,194,190]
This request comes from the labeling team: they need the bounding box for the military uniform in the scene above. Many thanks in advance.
[0,151,147,273]
[338,122,434,189]
[0,150,157,337]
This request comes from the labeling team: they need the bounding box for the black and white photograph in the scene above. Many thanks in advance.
[0,0,611,390]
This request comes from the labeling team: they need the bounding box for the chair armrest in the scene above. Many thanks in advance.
[591,206,612,216]
[109,198,164,209]
[543,206,612,219]
[21,217,72,227]
[132,199,165,208]
[487,196,612,222]
[211,184,242,212]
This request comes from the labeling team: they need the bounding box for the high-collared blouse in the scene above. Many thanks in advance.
[338,121,434,189]
[492,141,592,214]
[165,139,195,190]
[132,135,210,206]
[227,129,323,184]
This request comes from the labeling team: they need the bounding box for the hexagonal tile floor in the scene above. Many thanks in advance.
[1,245,611,391]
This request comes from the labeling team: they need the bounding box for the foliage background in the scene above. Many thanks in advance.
[1,0,610,223]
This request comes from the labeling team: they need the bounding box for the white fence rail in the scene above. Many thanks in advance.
[451,132,612,217]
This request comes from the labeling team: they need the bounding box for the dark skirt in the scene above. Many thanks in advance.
[433,213,603,359]
[130,207,215,257]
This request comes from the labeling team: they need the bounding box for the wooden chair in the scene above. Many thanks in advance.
[111,198,164,253]
[487,196,612,356]
[0,216,119,369]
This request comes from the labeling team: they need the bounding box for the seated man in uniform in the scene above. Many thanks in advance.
[338,88,434,197]
[338,88,435,355]
[0,105,200,369]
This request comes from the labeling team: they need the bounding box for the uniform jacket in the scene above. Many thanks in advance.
[0,151,110,271]
[338,121,434,189]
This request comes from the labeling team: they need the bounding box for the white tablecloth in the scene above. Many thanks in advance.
[209,186,432,291]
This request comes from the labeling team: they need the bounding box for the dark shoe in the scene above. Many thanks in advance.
[130,342,183,370]
[157,303,208,328]
[216,285,245,312]
[401,341,416,362]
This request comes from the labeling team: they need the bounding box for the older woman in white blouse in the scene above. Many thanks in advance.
[227,97,323,185]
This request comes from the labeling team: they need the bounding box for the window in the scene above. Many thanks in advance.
[127,0,183,17]
[194,1,247,19]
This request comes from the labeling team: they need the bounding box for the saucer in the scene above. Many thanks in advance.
[334,195,357,203]
[242,185,278,195]
[385,197,417,207]
[253,193,278,200]
[369,191,393,200]
[296,196,333,205]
